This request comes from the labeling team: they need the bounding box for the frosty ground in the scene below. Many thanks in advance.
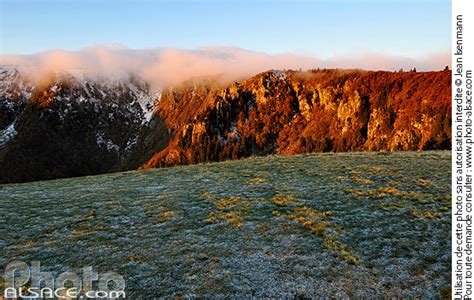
[0,151,451,298]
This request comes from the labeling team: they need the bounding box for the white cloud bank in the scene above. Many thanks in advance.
[0,45,450,88]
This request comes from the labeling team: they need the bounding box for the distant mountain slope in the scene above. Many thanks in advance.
[142,69,451,169]
[0,68,158,183]
[0,68,451,183]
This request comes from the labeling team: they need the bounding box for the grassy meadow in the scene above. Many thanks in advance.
[0,151,451,297]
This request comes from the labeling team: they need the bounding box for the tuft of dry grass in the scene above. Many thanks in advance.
[351,176,375,186]
[248,178,267,184]
[201,191,217,201]
[288,206,358,264]
[218,212,243,228]
[379,200,407,211]
[272,194,295,207]
[370,166,382,172]
[207,211,243,228]
[127,255,145,263]
[423,210,441,219]
[156,209,175,224]
[215,197,241,210]
[418,179,434,186]
[207,196,248,228]
[345,186,410,200]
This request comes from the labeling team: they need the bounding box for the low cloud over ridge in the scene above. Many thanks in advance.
[0,46,450,88]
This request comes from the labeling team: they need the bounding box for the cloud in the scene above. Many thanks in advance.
[325,51,451,72]
[0,45,450,89]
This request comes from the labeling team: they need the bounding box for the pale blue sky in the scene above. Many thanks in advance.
[0,0,450,57]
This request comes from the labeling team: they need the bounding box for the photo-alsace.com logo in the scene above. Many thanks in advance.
[2,260,126,299]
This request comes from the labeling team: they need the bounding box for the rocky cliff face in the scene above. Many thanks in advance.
[142,69,451,169]
[0,68,451,183]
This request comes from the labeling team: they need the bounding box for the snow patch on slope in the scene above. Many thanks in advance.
[0,122,17,148]
[96,132,120,152]
[271,70,286,80]
[68,69,157,124]
[0,66,34,100]
[126,81,156,123]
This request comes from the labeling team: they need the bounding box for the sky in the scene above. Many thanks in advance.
[0,0,451,85]
[0,0,450,57]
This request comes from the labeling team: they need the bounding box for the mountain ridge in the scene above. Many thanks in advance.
[141,69,451,168]
[0,68,451,183]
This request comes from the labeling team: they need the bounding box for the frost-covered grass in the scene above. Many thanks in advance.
[0,151,451,298]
